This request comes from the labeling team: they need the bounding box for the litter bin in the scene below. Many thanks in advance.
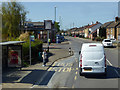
[38,52,43,62]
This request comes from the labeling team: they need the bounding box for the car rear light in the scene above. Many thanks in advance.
[80,54,82,67]
[89,45,96,47]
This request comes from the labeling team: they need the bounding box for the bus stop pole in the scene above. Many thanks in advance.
[47,30,49,52]
[29,36,31,65]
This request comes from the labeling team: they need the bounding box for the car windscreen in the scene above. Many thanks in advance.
[104,40,111,42]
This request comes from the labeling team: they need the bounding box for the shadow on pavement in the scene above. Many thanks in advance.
[19,69,55,85]
[2,68,22,83]
[47,52,54,58]
[104,46,117,48]
[84,65,120,79]
[38,70,55,85]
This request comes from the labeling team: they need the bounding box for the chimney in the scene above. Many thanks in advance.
[115,17,119,22]
[96,21,99,24]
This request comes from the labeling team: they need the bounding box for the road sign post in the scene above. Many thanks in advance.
[29,35,35,65]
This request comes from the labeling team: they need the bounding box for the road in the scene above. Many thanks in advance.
[32,36,119,89]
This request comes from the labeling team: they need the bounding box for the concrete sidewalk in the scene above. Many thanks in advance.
[2,41,72,88]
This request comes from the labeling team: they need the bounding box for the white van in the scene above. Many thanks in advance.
[79,43,107,76]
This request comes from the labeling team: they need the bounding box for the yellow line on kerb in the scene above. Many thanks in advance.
[76,71,78,75]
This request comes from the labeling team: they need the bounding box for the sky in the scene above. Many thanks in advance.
[21,2,118,30]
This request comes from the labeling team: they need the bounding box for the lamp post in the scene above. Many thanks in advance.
[54,6,57,43]
[55,6,56,22]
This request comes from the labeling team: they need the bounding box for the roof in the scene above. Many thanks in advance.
[25,22,44,26]
[101,21,114,28]
[84,22,101,29]
[107,21,120,28]
[116,24,120,28]
[0,41,25,45]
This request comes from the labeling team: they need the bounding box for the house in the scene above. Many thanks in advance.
[98,21,113,38]
[106,17,120,40]
[78,27,85,37]
[116,24,120,40]
[83,21,102,39]
[84,25,90,38]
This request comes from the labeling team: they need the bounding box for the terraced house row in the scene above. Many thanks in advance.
[67,17,120,41]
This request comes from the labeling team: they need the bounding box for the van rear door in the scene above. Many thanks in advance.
[82,45,105,68]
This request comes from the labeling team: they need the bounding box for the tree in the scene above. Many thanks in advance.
[2,1,28,40]
[54,22,60,33]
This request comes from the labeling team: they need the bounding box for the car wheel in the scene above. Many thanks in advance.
[103,68,107,77]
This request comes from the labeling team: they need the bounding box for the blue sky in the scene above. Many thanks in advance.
[21,2,118,30]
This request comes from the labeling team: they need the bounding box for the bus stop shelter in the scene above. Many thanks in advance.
[0,41,25,69]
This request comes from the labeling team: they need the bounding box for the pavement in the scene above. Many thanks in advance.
[2,40,72,88]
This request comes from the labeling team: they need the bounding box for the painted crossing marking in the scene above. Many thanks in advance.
[58,68,62,72]
[47,62,76,73]
[48,67,53,71]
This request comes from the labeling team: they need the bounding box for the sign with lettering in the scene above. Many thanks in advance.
[30,35,35,41]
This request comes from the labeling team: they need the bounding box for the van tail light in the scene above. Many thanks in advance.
[80,54,82,67]
[104,54,106,67]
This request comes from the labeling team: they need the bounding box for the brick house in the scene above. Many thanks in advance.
[98,21,113,38]
[106,17,120,40]
[116,24,120,40]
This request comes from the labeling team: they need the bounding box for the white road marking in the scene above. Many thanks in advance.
[114,69,120,77]
[106,59,113,66]
[106,58,120,78]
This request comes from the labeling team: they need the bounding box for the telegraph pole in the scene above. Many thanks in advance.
[55,6,56,21]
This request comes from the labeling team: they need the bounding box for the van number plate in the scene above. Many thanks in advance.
[84,69,92,71]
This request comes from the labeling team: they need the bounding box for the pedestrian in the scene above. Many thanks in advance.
[42,49,47,66]
[69,47,72,55]
[48,38,51,45]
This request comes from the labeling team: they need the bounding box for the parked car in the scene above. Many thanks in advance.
[110,38,116,43]
[60,36,65,42]
[102,39,113,47]
[79,43,107,76]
